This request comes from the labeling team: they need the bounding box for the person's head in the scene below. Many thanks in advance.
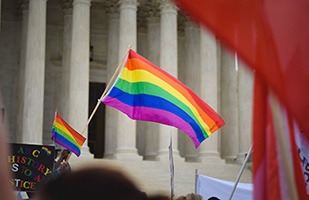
[208,197,220,200]
[176,193,203,200]
[35,166,169,200]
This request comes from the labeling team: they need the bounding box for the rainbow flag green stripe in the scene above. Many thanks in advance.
[115,79,207,137]
[51,112,86,156]
[102,50,225,147]
[41,146,52,156]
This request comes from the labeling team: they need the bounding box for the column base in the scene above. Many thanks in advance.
[143,154,157,161]
[197,156,225,164]
[185,156,199,162]
[154,150,184,162]
[235,152,251,165]
[103,153,115,159]
[197,151,225,164]
[224,156,238,164]
[114,148,142,160]
[80,146,93,158]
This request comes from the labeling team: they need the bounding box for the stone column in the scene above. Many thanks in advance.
[183,21,200,161]
[236,59,253,164]
[198,27,223,163]
[220,47,239,163]
[115,0,141,160]
[16,1,28,143]
[60,0,73,120]
[0,0,1,32]
[68,0,91,156]
[156,0,180,160]
[21,0,47,144]
[136,10,148,156]
[177,14,186,157]
[104,2,119,158]
[144,14,160,160]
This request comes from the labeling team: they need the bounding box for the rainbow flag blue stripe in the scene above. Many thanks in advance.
[51,112,86,156]
[102,50,225,147]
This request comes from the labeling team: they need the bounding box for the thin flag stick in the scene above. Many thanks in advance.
[169,134,174,200]
[80,44,132,136]
[65,44,132,161]
[228,144,252,200]
[195,169,198,194]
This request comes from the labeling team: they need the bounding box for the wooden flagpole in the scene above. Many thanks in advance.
[228,144,252,200]
[80,44,132,136]
[269,92,299,200]
[65,44,132,161]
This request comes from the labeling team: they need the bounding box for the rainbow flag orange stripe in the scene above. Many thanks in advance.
[41,146,52,156]
[102,50,225,147]
[51,112,86,156]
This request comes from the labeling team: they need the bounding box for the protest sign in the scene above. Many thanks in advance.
[196,174,253,200]
[8,143,55,191]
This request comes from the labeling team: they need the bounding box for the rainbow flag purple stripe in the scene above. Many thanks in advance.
[102,50,225,147]
[51,112,86,156]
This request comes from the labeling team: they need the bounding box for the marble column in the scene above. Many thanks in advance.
[183,21,200,161]
[156,0,180,160]
[104,4,119,158]
[68,0,91,156]
[60,0,73,120]
[21,0,47,144]
[220,47,239,163]
[115,0,141,160]
[0,0,1,32]
[177,15,186,157]
[143,15,160,160]
[136,18,148,156]
[16,1,28,143]
[236,59,253,164]
[198,27,223,163]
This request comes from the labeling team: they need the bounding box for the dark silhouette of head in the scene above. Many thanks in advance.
[36,166,169,200]
[208,197,220,200]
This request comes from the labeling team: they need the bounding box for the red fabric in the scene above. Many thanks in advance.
[288,117,308,200]
[172,0,309,139]
[252,77,281,199]
[171,1,309,198]
[252,77,307,199]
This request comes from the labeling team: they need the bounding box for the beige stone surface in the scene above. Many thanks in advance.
[69,157,252,198]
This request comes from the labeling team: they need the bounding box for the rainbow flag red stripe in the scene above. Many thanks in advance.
[41,146,52,156]
[51,112,86,156]
[102,50,225,147]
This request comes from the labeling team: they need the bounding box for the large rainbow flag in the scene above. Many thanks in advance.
[102,50,225,148]
[51,112,86,156]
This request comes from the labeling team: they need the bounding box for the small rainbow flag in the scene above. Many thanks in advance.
[41,146,52,156]
[51,112,86,156]
[102,50,225,148]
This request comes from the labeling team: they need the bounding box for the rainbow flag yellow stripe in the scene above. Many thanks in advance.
[51,112,86,156]
[102,50,225,147]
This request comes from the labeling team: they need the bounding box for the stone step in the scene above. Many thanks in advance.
[69,157,252,198]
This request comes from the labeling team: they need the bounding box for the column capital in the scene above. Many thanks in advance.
[160,0,177,14]
[16,0,29,20]
[62,0,73,14]
[29,0,47,3]
[177,12,186,33]
[184,20,199,30]
[72,0,91,6]
[137,1,150,32]
[119,0,138,10]
[20,0,29,10]
[105,1,120,19]
[148,16,160,24]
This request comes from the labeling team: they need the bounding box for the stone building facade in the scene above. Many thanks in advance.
[0,0,253,164]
